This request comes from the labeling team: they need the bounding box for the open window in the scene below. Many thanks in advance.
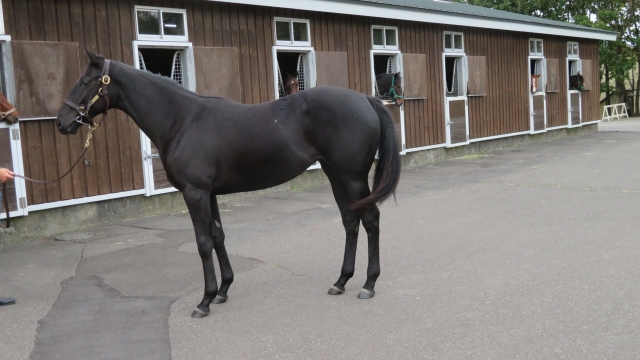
[530,58,545,94]
[445,56,464,97]
[273,17,315,100]
[275,51,313,98]
[568,59,581,89]
[372,53,402,101]
[135,6,188,42]
[137,48,187,87]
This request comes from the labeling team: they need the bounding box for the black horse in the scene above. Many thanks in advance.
[375,72,404,106]
[569,72,584,91]
[56,50,401,318]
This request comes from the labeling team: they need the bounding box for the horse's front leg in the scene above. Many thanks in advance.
[210,194,234,304]
[183,187,218,318]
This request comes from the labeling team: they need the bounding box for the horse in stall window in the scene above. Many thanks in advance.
[0,92,19,124]
[531,74,541,94]
[56,50,401,319]
[375,72,404,106]
[569,72,584,91]
[282,71,299,96]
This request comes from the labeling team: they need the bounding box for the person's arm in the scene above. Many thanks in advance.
[0,168,14,183]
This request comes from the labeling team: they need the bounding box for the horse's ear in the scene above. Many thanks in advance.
[84,48,104,66]
[577,71,582,76]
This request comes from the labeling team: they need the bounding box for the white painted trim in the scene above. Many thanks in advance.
[443,52,469,146]
[404,143,446,153]
[205,0,616,40]
[371,25,399,50]
[135,6,189,42]
[581,120,601,125]
[0,2,4,35]
[148,187,179,196]
[567,57,582,126]
[274,17,312,47]
[529,38,543,56]
[27,190,146,212]
[444,31,464,53]
[307,162,321,170]
[469,130,531,143]
[528,55,547,133]
[13,117,56,122]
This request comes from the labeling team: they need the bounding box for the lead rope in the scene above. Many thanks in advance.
[1,61,111,228]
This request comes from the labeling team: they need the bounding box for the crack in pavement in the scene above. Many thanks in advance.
[243,255,307,277]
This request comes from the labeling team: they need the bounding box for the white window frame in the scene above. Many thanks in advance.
[371,26,399,50]
[444,31,464,53]
[528,55,547,134]
[272,46,316,100]
[529,38,543,56]
[135,6,189,42]
[133,40,195,196]
[0,35,28,219]
[274,17,312,47]
[370,49,405,154]
[567,41,579,58]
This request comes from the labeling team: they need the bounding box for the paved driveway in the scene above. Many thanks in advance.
[1,119,639,359]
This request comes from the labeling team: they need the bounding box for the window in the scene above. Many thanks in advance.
[274,18,311,46]
[372,53,402,100]
[444,32,464,52]
[445,56,464,97]
[567,41,579,57]
[372,26,399,50]
[529,39,543,56]
[530,58,545,94]
[137,48,187,88]
[135,6,188,42]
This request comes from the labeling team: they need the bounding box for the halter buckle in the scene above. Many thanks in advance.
[102,75,111,85]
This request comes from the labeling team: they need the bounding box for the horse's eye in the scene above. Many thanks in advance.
[81,81,89,87]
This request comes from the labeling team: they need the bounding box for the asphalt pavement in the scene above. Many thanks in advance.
[1,118,639,359]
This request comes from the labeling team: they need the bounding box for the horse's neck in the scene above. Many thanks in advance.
[112,63,193,147]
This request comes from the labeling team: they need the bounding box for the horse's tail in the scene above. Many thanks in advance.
[350,96,402,210]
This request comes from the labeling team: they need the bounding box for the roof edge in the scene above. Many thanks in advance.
[206,0,618,41]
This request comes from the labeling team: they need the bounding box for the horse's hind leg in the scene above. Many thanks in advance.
[183,187,218,318]
[358,205,380,299]
[210,194,234,304]
[322,162,368,296]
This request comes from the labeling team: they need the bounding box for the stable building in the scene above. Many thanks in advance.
[0,0,616,229]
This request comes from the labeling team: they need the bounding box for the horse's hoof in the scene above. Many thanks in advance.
[327,285,345,295]
[191,306,210,318]
[213,294,228,304]
[357,288,375,299]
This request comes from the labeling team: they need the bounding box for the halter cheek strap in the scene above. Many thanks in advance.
[63,60,112,125]
[389,75,404,101]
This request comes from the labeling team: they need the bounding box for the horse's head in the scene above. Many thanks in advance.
[283,72,299,96]
[0,92,19,124]
[390,72,404,106]
[531,74,541,94]
[570,71,584,91]
[57,49,111,135]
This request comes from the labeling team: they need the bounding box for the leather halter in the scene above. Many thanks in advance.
[63,59,112,126]
[388,74,404,102]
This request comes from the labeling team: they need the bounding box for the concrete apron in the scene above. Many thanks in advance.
[0,124,597,245]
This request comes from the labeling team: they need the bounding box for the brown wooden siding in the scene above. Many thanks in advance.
[3,0,602,204]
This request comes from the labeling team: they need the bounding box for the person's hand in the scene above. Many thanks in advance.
[0,168,14,183]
